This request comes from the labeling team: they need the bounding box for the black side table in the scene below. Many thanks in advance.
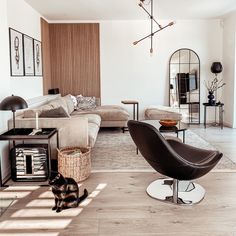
[0,128,59,187]
[203,103,224,129]
[121,100,139,120]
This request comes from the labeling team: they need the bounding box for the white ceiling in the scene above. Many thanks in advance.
[24,0,236,21]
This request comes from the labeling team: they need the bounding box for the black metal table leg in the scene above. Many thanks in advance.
[204,105,207,128]
[137,103,139,120]
[133,104,136,120]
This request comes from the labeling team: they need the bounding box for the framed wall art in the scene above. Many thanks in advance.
[9,28,24,76]
[23,34,34,76]
[34,39,43,76]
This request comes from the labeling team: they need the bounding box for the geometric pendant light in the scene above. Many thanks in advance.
[133,0,175,54]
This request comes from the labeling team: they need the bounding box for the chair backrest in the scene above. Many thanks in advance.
[128,120,184,177]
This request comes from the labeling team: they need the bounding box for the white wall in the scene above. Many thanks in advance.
[222,12,236,127]
[0,0,43,181]
[0,0,12,181]
[7,0,43,99]
[100,20,223,121]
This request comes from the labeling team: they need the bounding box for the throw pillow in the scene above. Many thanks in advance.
[39,106,70,118]
[76,95,96,110]
[70,94,78,108]
[62,94,75,114]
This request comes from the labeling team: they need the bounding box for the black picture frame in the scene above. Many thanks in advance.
[23,34,34,76]
[9,28,24,76]
[33,39,43,76]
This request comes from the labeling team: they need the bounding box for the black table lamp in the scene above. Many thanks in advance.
[0,95,28,130]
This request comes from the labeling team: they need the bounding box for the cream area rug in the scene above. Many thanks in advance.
[91,128,236,172]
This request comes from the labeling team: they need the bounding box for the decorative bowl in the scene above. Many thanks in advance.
[159,120,177,127]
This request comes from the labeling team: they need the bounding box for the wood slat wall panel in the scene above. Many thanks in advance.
[41,18,52,95]
[48,23,100,97]
[71,24,100,97]
[49,24,73,96]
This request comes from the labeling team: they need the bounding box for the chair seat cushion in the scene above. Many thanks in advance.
[167,139,220,165]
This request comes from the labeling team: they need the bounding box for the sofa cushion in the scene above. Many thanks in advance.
[95,106,129,121]
[48,97,68,112]
[97,105,127,111]
[88,122,100,147]
[72,105,129,121]
[40,106,70,118]
[145,105,182,121]
[71,112,101,126]
[23,104,53,118]
[62,95,75,114]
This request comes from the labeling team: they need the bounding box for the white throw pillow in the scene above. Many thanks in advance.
[70,94,78,108]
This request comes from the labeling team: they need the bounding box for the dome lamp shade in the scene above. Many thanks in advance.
[211,62,223,74]
[0,95,28,130]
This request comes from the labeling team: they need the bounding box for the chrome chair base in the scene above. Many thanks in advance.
[146,178,205,205]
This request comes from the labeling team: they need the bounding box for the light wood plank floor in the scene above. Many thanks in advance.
[0,172,236,235]
[190,125,236,163]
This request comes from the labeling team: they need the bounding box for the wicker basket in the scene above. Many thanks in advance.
[58,146,91,182]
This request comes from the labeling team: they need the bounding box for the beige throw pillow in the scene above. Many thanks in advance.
[40,106,70,118]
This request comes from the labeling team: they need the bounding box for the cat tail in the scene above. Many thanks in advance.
[78,189,88,203]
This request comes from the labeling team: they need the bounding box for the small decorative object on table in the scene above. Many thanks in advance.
[159,120,177,127]
[29,111,42,135]
[58,146,91,182]
[207,91,215,105]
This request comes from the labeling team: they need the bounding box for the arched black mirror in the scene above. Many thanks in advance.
[169,48,200,124]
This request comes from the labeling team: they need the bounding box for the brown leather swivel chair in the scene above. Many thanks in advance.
[128,120,223,205]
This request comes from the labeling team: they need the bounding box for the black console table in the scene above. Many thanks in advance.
[0,128,58,187]
[203,103,224,129]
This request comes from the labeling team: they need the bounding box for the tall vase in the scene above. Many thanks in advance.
[208,91,215,105]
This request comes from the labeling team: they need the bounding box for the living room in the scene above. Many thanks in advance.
[0,0,236,235]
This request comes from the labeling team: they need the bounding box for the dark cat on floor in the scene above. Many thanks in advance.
[49,171,88,213]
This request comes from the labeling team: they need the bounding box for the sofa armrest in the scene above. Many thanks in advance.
[8,117,89,148]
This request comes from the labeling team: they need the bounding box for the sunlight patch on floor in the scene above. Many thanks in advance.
[0,183,107,234]
[80,183,107,207]
[26,199,54,207]
[3,186,40,191]
[79,198,92,207]
[0,198,16,208]
[0,219,72,229]
[11,208,83,217]
[89,190,100,198]
[38,191,54,198]
[0,192,31,198]
[96,183,107,190]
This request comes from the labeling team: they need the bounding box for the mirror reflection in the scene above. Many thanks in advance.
[169,48,200,124]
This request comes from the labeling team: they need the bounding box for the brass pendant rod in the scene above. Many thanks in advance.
[138,2,162,29]
[133,21,174,45]
[150,0,153,53]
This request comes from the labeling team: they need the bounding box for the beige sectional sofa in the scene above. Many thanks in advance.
[9,95,129,149]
